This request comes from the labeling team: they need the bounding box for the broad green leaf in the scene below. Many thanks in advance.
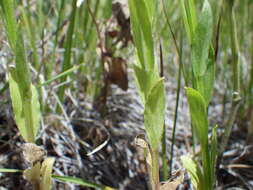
[20,8,39,70]
[15,29,32,97]
[144,0,155,23]
[181,155,202,190]
[201,144,212,190]
[133,65,157,104]
[9,69,28,141]
[29,85,41,141]
[2,2,40,143]
[102,0,112,19]
[144,79,166,150]
[185,87,208,146]
[194,50,215,104]
[188,0,197,33]
[128,0,155,71]
[22,84,41,142]
[191,0,213,76]
[9,69,40,142]
[52,175,116,190]
[128,1,144,69]
[180,0,192,43]
[40,157,55,190]
[0,0,17,50]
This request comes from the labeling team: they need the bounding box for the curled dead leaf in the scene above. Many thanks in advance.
[160,170,184,190]
[135,134,148,149]
[22,143,46,165]
[135,134,152,167]
[108,57,128,91]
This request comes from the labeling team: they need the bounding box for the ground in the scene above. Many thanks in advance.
[0,65,252,190]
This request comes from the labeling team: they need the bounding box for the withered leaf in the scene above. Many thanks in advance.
[108,57,128,91]
[22,143,46,165]
[160,170,184,190]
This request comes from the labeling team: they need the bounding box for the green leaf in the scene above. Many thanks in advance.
[191,0,213,76]
[185,87,208,146]
[29,85,41,141]
[0,168,22,173]
[1,1,40,143]
[194,49,215,104]
[188,0,197,33]
[181,155,203,190]
[9,69,27,141]
[144,0,155,24]
[15,29,32,97]
[9,69,40,142]
[128,0,155,71]
[0,0,17,50]
[102,0,112,19]
[57,0,78,113]
[179,0,192,43]
[144,79,166,150]
[133,65,157,104]
[39,65,81,87]
[52,175,116,190]
[20,8,40,70]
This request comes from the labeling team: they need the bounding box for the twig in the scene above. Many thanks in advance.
[169,35,183,178]
[159,42,168,181]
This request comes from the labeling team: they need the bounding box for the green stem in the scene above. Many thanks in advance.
[48,0,66,79]
[161,126,167,181]
[202,141,213,190]
[218,0,241,161]
[159,43,168,181]
[151,149,160,190]
[219,99,241,155]
[248,34,253,105]
[56,0,77,113]
[169,35,183,177]
[229,2,240,93]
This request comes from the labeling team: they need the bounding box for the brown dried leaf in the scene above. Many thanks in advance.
[22,143,46,165]
[108,57,128,91]
[160,170,184,190]
[108,30,118,38]
[135,134,148,149]
[135,134,152,167]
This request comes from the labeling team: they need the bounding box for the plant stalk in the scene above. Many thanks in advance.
[219,0,241,156]
[169,35,183,178]
[151,149,160,190]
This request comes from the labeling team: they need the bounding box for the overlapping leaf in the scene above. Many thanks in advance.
[191,0,213,77]
[185,87,208,146]
[144,79,166,150]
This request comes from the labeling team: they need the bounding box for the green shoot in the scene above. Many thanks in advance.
[129,0,166,189]
[57,0,78,113]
